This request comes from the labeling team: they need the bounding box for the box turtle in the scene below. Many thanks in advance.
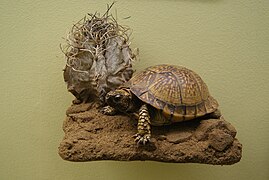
[102,64,219,144]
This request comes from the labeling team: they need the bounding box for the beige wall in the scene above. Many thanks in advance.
[0,0,268,179]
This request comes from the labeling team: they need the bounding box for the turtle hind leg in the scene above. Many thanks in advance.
[133,104,151,145]
[208,109,222,119]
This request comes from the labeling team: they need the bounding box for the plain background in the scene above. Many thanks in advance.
[0,0,268,179]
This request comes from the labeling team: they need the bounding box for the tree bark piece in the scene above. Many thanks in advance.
[58,103,242,165]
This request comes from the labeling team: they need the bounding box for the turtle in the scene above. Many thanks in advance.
[102,64,219,144]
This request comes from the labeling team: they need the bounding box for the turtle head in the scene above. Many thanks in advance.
[105,88,132,112]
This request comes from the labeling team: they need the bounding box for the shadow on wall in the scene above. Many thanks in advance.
[99,161,237,179]
[160,0,222,2]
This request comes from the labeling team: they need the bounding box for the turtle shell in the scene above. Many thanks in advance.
[129,64,218,122]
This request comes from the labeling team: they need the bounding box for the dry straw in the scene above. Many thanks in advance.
[62,3,137,104]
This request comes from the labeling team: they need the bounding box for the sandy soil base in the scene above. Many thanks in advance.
[58,103,242,165]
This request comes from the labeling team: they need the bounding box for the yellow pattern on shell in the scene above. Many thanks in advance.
[130,64,218,122]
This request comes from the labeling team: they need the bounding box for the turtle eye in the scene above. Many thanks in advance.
[114,94,122,102]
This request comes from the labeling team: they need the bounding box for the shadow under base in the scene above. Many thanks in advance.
[58,103,242,165]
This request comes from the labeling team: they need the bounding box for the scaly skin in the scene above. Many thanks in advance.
[133,104,151,144]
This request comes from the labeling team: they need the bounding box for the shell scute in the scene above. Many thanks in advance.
[129,64,218,121]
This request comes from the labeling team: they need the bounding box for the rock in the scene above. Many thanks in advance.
[208,129,234,151]
[58,103,242,165]
[194,118,237,141]
[166,132,192,144]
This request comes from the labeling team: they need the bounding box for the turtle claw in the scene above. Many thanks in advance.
[101,106,117,115]
[133,133,151,145]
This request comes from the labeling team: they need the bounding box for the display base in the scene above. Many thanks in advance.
[58,103,242,165]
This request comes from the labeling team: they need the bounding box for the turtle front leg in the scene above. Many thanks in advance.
[134,104,151,145]
[101,105,117,115]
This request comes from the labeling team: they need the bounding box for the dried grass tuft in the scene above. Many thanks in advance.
[61,3,137,104]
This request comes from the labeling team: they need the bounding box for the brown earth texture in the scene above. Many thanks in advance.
[58,103,242,165]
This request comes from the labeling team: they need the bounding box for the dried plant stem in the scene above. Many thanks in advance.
[62,3,137,103]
